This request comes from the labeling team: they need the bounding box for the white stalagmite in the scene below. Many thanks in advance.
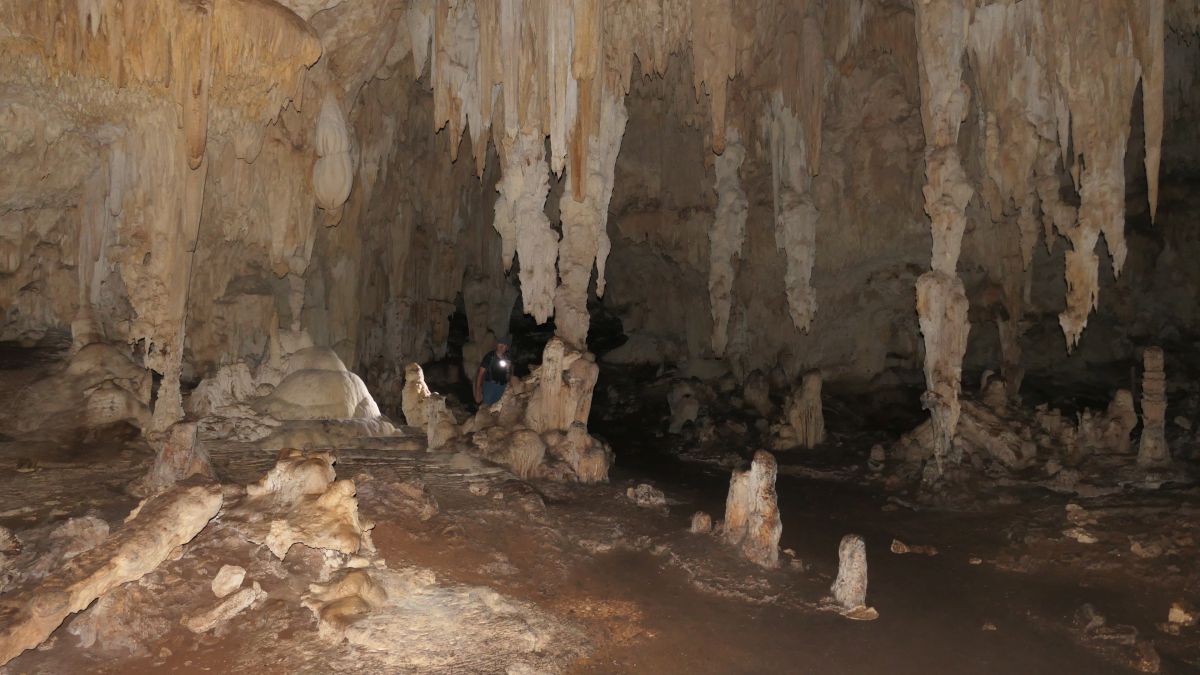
[768,93,819,333]
[722,450,782,569]
[493,132,558,324]
[913,0,974,475]
[555,95,628,349]
[830,534,876,619]
[708,127,748,356]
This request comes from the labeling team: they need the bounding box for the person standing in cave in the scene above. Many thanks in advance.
[474,336,512,406]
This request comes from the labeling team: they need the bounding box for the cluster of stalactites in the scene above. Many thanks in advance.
[410,0,740,183]
[2,0,322,167]
[964,0,1165,350]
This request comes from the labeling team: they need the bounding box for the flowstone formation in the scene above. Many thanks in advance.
[721,451,782,569]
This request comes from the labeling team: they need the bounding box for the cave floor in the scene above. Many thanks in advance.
[0,352,1197,673]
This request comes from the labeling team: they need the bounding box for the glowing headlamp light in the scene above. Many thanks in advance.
[498,359,509,368]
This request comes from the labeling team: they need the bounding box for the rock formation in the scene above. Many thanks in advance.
[230,449,374,560]
[1138,347,1170,467]
[0,482,222,665]
[830,534,876,620]
[722,451,782,569]
[401,363,433,428]
[132,421,214,497]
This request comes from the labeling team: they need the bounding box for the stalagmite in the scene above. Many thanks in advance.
[555,95,628,349]
[722,451,782,569]
[830,534,876,620]
[788,372,826,450]
[708,127,748,355]
[742,370,773,418]
[131,421,214,497]
[494,132,558,324]
[1138,347,1170,467]
[402,363,433,428]
[913,0,973,477]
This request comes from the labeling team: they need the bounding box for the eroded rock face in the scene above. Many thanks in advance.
[722,451,782,568]
[0,482,222,666]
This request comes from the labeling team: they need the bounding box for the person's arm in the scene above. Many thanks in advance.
[474,366,486,403]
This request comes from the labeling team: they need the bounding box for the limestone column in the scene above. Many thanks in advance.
[1137,347,1169,467]
[913,0,974,475]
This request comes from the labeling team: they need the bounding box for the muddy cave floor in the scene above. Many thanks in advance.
[0,348,1199,673]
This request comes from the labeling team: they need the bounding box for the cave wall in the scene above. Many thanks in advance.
[0,0,1194,432]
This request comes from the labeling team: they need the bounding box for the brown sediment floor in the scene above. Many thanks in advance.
[0,346,1197,673]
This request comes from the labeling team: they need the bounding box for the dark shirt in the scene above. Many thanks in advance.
[480,351,510,384]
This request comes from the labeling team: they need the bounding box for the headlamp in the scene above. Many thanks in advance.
[498,359,509,368]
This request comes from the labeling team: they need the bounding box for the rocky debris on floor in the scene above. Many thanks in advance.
[722,451,782,568]
[0,481,223,665]
[689,511,713,534]
[626,483,667,509]
[829,534,877,621]
[1169,602,1197,628]
[889,539,938,556]
[226,449,374,560]
[1072,602,1166,672]
[211,564,246,598]
[183,581,267,633]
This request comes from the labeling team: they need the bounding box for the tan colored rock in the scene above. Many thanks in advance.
[246,449,338,505]
[183,582,266,634]
[303,568,389,641]
[402,363,433,428]
[211,565,246,599]
[831,534,871,614]
[722,451,782,568]
[0,482,222,665]
[132,421,214,497]
[690,511,713,534]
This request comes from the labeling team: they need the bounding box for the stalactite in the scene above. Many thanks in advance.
[690,0,737,154]
[707,127,747,355]
[768,94,819,333]
[493,132,557,324]
[967,0,1165,351]
[913,0,973,475]
[313,95,354,212]
[554,95,628,350]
